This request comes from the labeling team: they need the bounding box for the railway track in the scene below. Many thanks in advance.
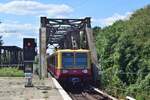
[68,89,112,100]
[62,84,117,100]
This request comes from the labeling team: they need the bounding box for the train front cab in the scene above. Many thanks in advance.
[55,49,92,84]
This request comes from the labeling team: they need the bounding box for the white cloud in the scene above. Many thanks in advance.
[0,0,73,16]
[0,21,38,47]
[93,12,132,27]
[0,21,38,38]
[0,0,73,47]
[10,0,36,1]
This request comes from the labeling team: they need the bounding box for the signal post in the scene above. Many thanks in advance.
[23,38,37,87]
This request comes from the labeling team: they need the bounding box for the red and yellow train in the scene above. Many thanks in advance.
[47,49,92,84]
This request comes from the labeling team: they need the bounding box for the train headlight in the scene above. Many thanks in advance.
[62,70,68,74]
[82,69,88,73]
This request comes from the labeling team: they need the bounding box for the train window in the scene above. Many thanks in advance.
[75,53,87,68]
[62,53,74,68]
[53,55,55,66]
[55,55,57,67]
[48,55,55,67]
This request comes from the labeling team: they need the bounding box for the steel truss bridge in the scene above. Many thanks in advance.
[40,17,91,49]
[0,46,23,69]
[39,17,99,81]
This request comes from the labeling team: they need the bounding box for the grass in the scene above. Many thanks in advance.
[0,67,24,77]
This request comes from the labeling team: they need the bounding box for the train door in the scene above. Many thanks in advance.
[54,54,58,75]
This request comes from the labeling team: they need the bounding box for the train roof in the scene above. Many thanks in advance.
[47,49,90,57]
[55,49,90,53]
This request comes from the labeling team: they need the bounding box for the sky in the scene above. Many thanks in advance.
[0,0,150,48]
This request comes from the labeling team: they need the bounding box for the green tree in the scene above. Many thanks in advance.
[93,5,150,99]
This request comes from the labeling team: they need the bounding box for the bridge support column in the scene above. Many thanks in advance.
[85,17,100,84]
[39,27,47,79]
[86,27,100,83]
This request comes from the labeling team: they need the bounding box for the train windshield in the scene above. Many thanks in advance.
[75,53,87,68]
[62,52,88,68]
[62,53,74,68]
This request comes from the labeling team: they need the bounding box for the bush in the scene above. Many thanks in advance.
[0,67,24,77]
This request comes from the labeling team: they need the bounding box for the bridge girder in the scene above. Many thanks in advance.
[40,17,91,49]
